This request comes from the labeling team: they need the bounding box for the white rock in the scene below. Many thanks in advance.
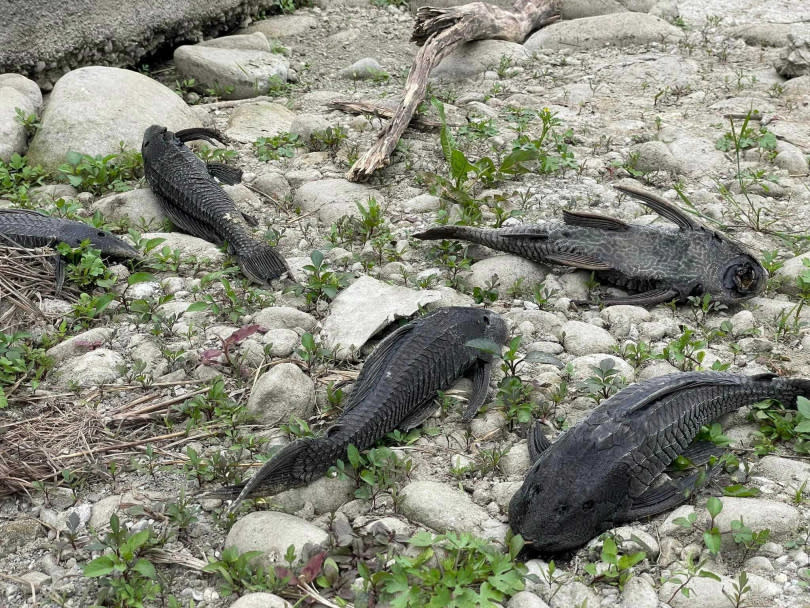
[46,327,113,364]
[293,179,385,225]
[504,310,563,338]
[659,570,780,608]
[175,32,288,100]
[549,581,598,608]
[254,306,316,331]
[27,67,201,172]
[339,57,388,80]
[246,362,315,425]
[271,476,356,515]
[561,320,617,355]
[524,12,683,51]
[402,193,441,213]
[434,40,529,80]
[507,591,550,608]
[775,251,810,296]
[52,348,124,386]
[140,232,225,263]
[228,592,291,608]
[93,188,166,229]
[400,481,505,538]
[225,512,328,563]
[499,442,531,477]
[569,354,634,383]
[289,113,330,143]
[600,305,651,338]
[259,328,300,358]
[468,255,547,292]
[619,576,657,608]
[226,101,296,143]
[320,275,441,359]
[0,73,42,160]
[756,456,810,488]
[240,14,318,38]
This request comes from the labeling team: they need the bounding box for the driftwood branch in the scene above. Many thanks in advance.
[346,0,561,182]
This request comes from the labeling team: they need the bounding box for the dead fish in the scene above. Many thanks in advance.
[141,125,291,284]
[219,306,508,513]
[509,371,810,554]
[414,184,766,307]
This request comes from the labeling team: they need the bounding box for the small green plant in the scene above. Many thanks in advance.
[56,241,117,289]
[582,358,627,404]
[204,82,235,98]
[202,546,288,596]
[584,535,646,590]
[532,281,559,310]
[356,197,386,242]
[661,555,721,603]
[83,514,161,608]
[254,133,299,161]
[473,278,500,306]
[302,250,348,311]
[196,144,238,165]
[427,240,471,290]
[14,107,40,137]
[281,415,316,439]
[0,153,47,205]
[0,331,51,405]
[366,531,527,606]
[58,144,143,194]
[615,341,653,370]
[750,395,810,455]
[722,571,751,608]
[296,332,333,374]
[335,444,413,508]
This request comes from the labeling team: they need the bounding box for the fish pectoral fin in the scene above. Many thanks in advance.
[528,420,552,463]
[240,211,259,227]
[668,441,725,469]
[175,127,229,146]
[461,361,492,421]
[602,287,680,307]
[614,184,701,232]
[206,162,243,185]
[562,210,629,231]
[341,321,416,413]
[624,470,708,520]
[544,251,613,270]
[52,253,65,294]
[399,400,440,431]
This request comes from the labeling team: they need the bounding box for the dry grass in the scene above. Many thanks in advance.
[0,244,70,333]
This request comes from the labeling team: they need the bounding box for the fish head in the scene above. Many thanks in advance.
[508,439,627,554]
[701,231,766,303]
[141,124,169,158]
[454,307,508,358]
[64,223,140,259]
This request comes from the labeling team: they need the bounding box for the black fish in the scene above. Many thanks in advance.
[414,185,766,307]
[509,371,810,554]
[0,208,139,289]
[221,306,508,513]
[141,125,290,284]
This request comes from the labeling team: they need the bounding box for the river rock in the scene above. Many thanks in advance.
[320,275,441,359]
[27,67,201,172]
[240,14,319,38]
[225,511,328,563]
[246,362,315,425]
[175,32,288,100]
[561,320,617,355]
[229,593,291,608]
[226,101,296,143]
[468,256,548,292]
[140,232,225,263]
[293,179,385,225]
[433,40,529,80]
[776,32,810,78]
[52,348,125,386]
[46,327,113,364]
[0,74,42,160]
[92,188,167,229]
[254,306,316,332]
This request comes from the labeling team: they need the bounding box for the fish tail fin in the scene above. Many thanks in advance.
[413,225,469,241]
[224,438,327,513]
[237,243,293,284]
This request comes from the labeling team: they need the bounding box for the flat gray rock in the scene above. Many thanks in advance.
[26,67,201,172]
[140,232,225,263]
[0,74,42,161]
[524,13,683,52]
[174,32,288,100]
[293,178,385,225]
[46,327,113,365]
[561,320,617,355]
[253,306,317,331]
[660,571,780,608]
[92,188,167,229]
[51,348,125,386]
[730,23,810,48]
[226,101,296,143]
[240,14,318,38]
[320,275,441,359]
[339,58,388,80]
[433,40,529,80]
[468,255,547,292]
[229,593,291,608]
[225,511,328,564]
[271,476,356,515]
[246,362,315,425]
[777,32,810,78]
[399,480,506,539]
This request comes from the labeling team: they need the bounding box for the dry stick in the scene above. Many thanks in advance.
[327,99,448,129]
[52,430,187,460]
[346,0,561,181]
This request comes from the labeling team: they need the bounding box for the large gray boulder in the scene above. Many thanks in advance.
[26,67,201,172]
[1,0,295,87]
[0,74,42,161]
[174,32,289,100]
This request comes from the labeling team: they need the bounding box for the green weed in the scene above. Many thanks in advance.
[58,144,143,194]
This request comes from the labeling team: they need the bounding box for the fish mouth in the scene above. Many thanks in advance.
[723,261,762,296]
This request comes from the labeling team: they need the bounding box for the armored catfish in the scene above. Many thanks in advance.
[509,372,810,554]
[220,306,508,513]
[414,184,766,307]
[141,125,291,284]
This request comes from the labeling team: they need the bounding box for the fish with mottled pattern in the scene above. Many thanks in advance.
[509,371,810,554]
[414,185,766,307]
[219,306,508,513]
[142,125,291,284]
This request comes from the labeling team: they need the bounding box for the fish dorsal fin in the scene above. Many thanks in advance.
[614,184,700,231]
[174,127,228,146]
[341,320,416,414]
[611,372,742,418]
[501,226,549,239]
[563,210,629,231]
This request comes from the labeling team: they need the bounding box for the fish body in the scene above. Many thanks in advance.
[141,125,290,284]
[223,306,508,512]
[0,208,140,258]
[509,372,810,554]
[414,185,766,306]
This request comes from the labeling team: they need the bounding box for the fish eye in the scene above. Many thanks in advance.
[97,231,106,237]
[582,500,595,511]
[483,315,490,326]
[555,504,568,516]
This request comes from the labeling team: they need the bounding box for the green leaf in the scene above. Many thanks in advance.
[706,496,723,519]
[128,272,155,286]
[185,301,209,313]
[703,529,722,555]
[449,149,474,183]
[699,569,722,581]
[347,444,361,469]
[132,558,157,579]
[797,396,810,419]
[723,484,761,497]
[83,555,116,577]
[65,150,84,166]
[310,249,324,268]
[464,338,502,356]
[795,420,810,433]
[128,529,150,551]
